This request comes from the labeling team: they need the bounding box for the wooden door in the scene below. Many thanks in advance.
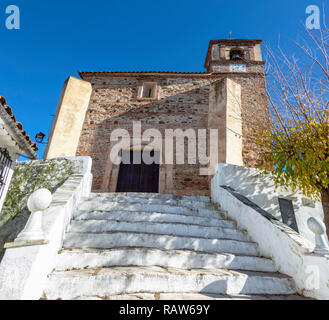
[116,150,160,193]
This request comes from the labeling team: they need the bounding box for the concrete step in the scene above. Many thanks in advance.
[77,201,222,219]
[63,232,259,256]
[73,210,235,229]
[89,192,211,203]
[85,194,214,210]
[149,293,310,300]
[68,219,248,241]
[55,248,277,272]
[44,266,296,300]
[68,293,310,300]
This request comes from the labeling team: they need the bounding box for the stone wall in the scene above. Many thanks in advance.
[235,75,269,167]
[76,75,213,196]
[75,73,268,196]
[43,77,92,159]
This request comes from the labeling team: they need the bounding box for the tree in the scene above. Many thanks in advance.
[253,22,329,236]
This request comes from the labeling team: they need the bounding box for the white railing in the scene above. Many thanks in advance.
[212,163,329,300]
[0,156,92,300]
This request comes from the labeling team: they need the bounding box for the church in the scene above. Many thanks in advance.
[44,39,268,196]
[2,38,328,300]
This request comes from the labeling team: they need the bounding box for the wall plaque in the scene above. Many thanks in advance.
[278,198,299,232]
[230,64,246,72]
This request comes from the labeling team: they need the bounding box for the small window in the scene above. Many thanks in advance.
[0,148,12,198]
[230,48,244,61]
[138,82,158,100]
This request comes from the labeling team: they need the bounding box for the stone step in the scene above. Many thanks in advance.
[149,293,310,301]
[44,266,296,300]
[89,192,211,203]
[55,248,277,272]
[69,293,310,300]
[78,201,222,219]
[85,194,214,210]
[73,210,235,229]
[63,232,259,256]
[68,219,248,241]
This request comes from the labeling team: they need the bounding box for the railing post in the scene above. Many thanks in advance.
[15,188,52,242]
[307,217,329,256]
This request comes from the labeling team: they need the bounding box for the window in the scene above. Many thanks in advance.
[230,48,244,61]
[138,82,158,100]
[0,148,12,198]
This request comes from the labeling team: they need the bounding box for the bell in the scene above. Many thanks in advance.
[230,50,244,60]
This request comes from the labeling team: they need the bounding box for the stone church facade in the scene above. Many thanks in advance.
[4,40,329,301]
[44,39,268,196]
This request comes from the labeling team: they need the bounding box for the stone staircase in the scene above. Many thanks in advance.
[43,193,305,300]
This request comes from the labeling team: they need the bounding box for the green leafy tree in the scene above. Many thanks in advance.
[253,24,329,236]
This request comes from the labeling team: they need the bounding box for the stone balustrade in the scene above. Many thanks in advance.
[0,156,92,300]
[14,189,52,243]
[307,217,329,256]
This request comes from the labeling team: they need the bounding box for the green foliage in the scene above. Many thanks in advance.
[254,27,329,204]
[256,115,329,200]
[0,158,75,227]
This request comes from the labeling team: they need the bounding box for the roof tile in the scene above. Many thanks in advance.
[0,95,38,152]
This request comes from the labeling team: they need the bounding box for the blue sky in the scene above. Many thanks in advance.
[0,0,326,159]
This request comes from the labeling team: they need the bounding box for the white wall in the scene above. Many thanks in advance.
[211,163,329,299]
[0,156,92,300]
[213,163,325,244]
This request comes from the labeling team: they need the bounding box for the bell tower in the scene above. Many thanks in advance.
[206,38,268,168]
[204,39,264,73]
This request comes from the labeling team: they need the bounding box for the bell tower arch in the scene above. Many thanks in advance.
[204,39,264,73]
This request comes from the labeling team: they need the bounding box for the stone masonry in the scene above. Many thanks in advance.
[45,39,269,196]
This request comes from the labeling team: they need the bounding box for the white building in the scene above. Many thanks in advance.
[0,95,38,211]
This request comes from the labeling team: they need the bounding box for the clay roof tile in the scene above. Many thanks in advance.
[0,95,39,152]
